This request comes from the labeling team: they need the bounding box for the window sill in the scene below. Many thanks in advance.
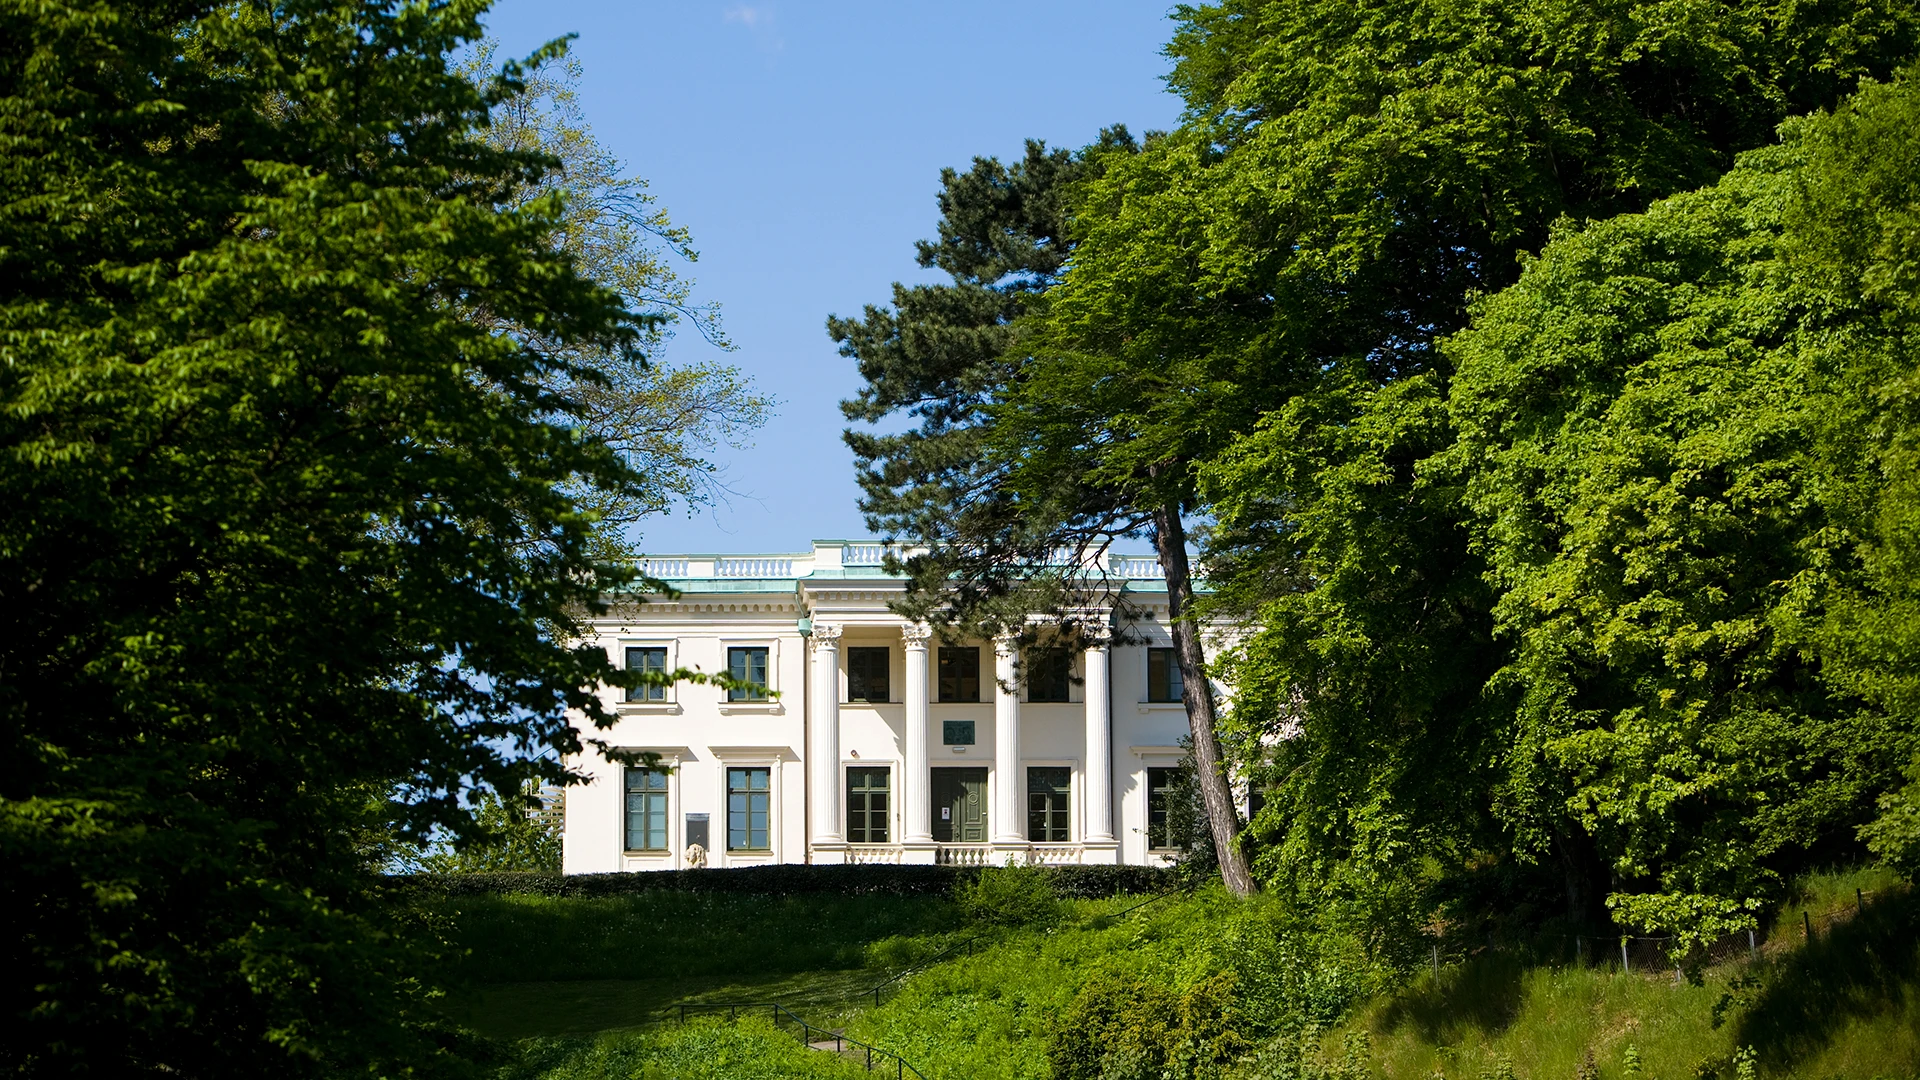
[623,849,673,857]
[841,700,899,706]
[1137,702,1185,712]
[618,702,681,715]
[717,702,783,715]
[727,849,774,856]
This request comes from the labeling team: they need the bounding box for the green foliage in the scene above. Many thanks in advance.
[416,785,563,874]
[1049,971,1248,1080]
[400,862,1174,901]
[955,864,1063,928]
[0,1,689,1074]
[502,1021,864,1080]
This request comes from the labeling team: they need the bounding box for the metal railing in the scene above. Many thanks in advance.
[869,936,978,1007]
[678,1002,926,1079]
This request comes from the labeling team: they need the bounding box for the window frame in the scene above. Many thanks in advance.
[1026,765,1073,843]
[1025,647,1072,703]
[726,645,772,702]
[846,646,891,704]
[624,645,669,703]
[623,766,671,852]
[1146,647,1184,704]
[845,765,892,845]
[937,645,981,703]
[725,765,772,852]
[1146,766,1183,851]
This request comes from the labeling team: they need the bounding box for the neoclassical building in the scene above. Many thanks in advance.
[561,540,1209,872]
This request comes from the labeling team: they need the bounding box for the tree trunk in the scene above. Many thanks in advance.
[1152,501,1258,897]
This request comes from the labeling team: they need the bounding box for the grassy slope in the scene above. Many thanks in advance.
[441,870,1920,1080]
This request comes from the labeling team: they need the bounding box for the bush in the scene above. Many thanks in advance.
[390,862,1174,901]
[957,864,1063,927]
[1049,971,1250,1080]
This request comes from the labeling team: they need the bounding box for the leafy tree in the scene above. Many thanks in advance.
[416,784,563,874]
[459,42,772,557]
[1118,0,1920,921]
[0,1,686,1073]
[1426,68,1920,942]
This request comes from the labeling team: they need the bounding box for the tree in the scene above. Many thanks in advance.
[416,784,563,874]
[460,42,772,558]
[0,2,674,1073]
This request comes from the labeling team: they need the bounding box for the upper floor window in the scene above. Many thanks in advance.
[625,646,667,702]
[847,646,890,703]
[1147,648,1184,704]
[727,647,770,701]
[938,646,980,702]
[1027,647,1070,703]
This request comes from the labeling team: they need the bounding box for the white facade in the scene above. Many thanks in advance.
[561,540,1206,872]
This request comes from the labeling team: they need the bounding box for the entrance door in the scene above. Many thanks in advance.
[930,767,988,843]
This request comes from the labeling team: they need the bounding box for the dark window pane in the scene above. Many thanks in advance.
[625,647,667,702]
[942,720,975,745]
[1027,648,1070,702]
[846,766,891,844]
[847,647,890,702]
[1147,648,1184,703]
[938,647,980,702]
[728,647,769,701]
[1026,766,1071,842]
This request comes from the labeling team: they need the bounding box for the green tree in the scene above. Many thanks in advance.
[0,1,681,1073]
[416,784,563,874]
[460,42,772,558]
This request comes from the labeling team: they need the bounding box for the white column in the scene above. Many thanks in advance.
[902,623,933,846]
[810,622,843,848]
[993,632,1024,845]
[1083,632,1115,845]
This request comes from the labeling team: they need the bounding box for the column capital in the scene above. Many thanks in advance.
[810,622,843,649]
[901,622,932,650]
[992,631,1021,659]
[1080,628,1113,650]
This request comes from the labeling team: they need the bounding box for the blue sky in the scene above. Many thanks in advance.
[477,2,1186,555]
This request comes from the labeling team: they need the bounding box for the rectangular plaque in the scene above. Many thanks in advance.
[942,719,976,745]
[685,813,709,851]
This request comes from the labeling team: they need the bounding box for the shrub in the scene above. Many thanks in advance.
[957,864,1063,927]
[1050,971,1249,1080]
[390,862,1174,901]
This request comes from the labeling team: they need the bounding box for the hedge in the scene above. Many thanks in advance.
[390,862,1175,900]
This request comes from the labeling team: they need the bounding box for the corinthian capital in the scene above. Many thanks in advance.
[811,622,843,648]
[901,622,932,650]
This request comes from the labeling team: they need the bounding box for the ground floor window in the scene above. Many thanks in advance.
[624,768,669,851]
[727,767,770,850]
[1147,767,1182,850]
[1027,766,1071,842]
[846,766,891,844]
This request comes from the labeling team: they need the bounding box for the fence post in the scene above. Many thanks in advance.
[1748,928,1756,960]
[1621,937,1630,974]
[1804,910,1813,941]
[1431,944,1439,980]
[1857,887,1865,915]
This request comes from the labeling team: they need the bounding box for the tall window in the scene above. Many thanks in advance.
[847,646,890,702]
[1147,648,1184,703]
[938,646,980,702]
[727,647,769,701]
[624,768,669,851]
[625,646,667,702]
[846,766,891,844]
[1027,648,1071,702]
[727,767,770,850]
[1028,766,1071,842]
[1147,767,1182,850]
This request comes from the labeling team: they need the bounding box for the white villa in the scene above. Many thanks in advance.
[561,540,1214,873]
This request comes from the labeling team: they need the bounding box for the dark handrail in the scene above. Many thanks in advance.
[678,1001,925,1080]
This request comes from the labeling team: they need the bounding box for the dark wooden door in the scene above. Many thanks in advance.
[930,767,988,843]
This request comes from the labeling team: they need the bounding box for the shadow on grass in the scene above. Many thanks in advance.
[1738,887,1920,1074]
[1373,951,1528,1043]
[443,968,886,1040]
